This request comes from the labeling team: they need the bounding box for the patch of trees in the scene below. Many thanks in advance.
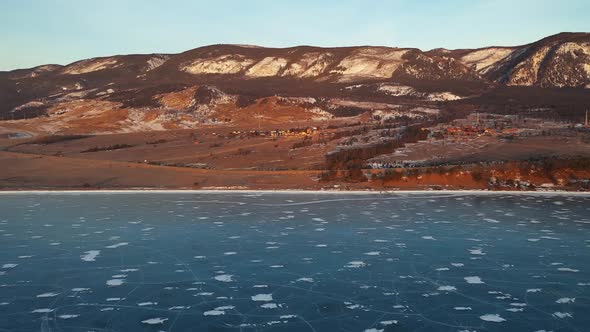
[146,139,167,145]
[326,122,362,130]
[24,135,91,145]
[81,144,133,153]
[326,106,367,117]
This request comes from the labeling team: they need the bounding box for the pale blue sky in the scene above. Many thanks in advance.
[1,0,589,70]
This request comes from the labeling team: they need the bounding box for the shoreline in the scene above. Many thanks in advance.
[1,189,590,196]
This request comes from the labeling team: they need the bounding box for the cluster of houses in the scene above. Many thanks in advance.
[227,127,317,138]
[428,112,577,140]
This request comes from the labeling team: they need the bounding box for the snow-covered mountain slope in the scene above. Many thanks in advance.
[480,33,590,88]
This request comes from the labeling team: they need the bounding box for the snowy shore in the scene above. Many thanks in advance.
[1,189,590,196]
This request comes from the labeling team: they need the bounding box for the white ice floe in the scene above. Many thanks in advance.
[464,276,484,284]
[436,267,450,271]
[364,329,384,332]
[345,261,367,268]
[437,286,457,291]
[364,251,380,256]
[169,306,190,310]
[280,315,296,319]
[527,288,542,293]
[80,250,100,262]
[58,314,79,319]
[451,263,464,267]
[251,294,273,301]
[557,268,579,272]
[223,252,237,256]
[106,279,125,287]
[214,274,234,282]
[2,263,18,268]
[141,317,168,324]
[422,236,436,240]
[36,292,60,298]
[479,314,506,322]
[105,242,128,249]
[260,303,279,309]
[454,307,472,310]
[120,268,139,272]
[556,298,575,304]
[553,312,573,319]
[296,277,314,283]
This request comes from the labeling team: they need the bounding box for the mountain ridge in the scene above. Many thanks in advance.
[3,32,589,88]
[1,32,589,125]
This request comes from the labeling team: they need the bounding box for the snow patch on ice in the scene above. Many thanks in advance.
[556,297,575,304]
[105,242,128,249]
[553,312,573,319]
[106,279,125,287]
[32,308,54,313]
[80,250,100,262]
[251,294,273,302]
[464,276,484,284]
[479,314,506,322]
[214,274,234,282]
[142,317,168,325]
[345,261,367,268]
[58,314,79,319]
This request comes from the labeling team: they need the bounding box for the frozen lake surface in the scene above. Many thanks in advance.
[0,192,589,331]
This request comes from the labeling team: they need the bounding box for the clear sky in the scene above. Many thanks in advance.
[1,0,589,71]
